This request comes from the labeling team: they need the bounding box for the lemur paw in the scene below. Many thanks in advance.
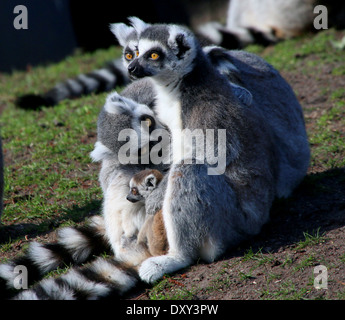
[139,255,190,284]
[139,256,167,283]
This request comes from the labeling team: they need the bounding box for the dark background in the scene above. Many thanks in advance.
[0,0,227,73]
[1,0,344,73]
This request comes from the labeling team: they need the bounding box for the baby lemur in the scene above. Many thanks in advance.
[127,169,168,257]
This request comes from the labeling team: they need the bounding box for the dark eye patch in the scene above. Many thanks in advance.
[144,48,165,61]
[140,114,156,134]
[124,48,135,61]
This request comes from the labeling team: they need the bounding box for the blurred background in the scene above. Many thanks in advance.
[1,0,344,73]
[0,0,228,72]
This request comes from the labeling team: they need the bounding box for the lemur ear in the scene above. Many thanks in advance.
[145,174,157,189]
[109,23,134,47]
[168,26,193,59]
[128,16,149,35]
[175,34,191,59]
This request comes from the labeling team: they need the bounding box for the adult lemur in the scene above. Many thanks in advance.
[0,18,309,299]
[123,18,310,283]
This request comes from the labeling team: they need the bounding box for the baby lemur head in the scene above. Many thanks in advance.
[124,17,199,83]
[127,169,164,204]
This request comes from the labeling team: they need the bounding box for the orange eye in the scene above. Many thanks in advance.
[135,50,139,57]
[125,53,133,60]
[131,187,138,195]
[151,53,159,60]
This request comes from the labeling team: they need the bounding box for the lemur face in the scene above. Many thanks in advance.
[127,24,197,82]
[126,183,144,203]
[126,169,163,203]
[90,89,167,164]
[111,18,197,83]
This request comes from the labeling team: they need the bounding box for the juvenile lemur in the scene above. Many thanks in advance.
[127,169,168,257]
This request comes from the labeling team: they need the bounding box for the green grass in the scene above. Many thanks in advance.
[0,46,122,242]
[148,276,195,300]
[1,100,103,226]
[247,28,345,72]
[269,280,310,300]
[308,100,345,169]
[293,255,317,272]
[295,228,326,250]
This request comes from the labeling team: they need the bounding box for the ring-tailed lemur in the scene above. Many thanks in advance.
[127,169,168,257]
[110,18,253,107]
[121,18,310,283]
[0,79,167,300]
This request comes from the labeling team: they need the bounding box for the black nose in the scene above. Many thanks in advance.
[128,63,137,74]
[126,195,138,203]
[127,61,149,79]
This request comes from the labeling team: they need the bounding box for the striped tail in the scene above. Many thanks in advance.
[12,257,138,300]
[16,59,130,110]
[0,216,110,299]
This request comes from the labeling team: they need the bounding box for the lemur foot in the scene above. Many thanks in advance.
[139,255,191,283]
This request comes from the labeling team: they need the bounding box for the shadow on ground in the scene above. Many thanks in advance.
[231,167,345,257]
[0,199,102,245]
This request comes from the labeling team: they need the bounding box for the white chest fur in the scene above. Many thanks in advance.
[152,80,185,164]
